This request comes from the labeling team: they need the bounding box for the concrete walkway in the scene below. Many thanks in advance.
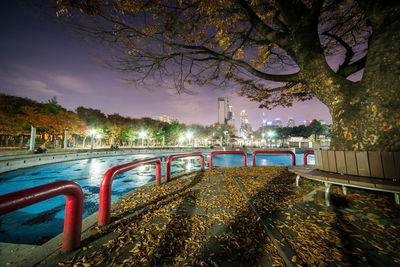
[2,166,400,266]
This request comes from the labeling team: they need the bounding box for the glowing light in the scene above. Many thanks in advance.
[267,121,273,125]
[267,131,275,137]
[186,132,193,139]
[186,162,192,171]
[178,136,185,143]
[139,131,147,138]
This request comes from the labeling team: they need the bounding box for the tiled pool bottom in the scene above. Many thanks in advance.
[0,152,313,245]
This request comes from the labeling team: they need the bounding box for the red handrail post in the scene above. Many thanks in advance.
[98,157,161,226]
[165,152,205,181]
[304,151,315,165]
[252,150,296,166]
[0,180,83,252]
[209,151,247,170]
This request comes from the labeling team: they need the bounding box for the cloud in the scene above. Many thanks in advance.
[50,75,93,93]
[1,75,62,97]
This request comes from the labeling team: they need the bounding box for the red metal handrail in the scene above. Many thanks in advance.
[166,152,205,181]
[209,151,247,170]
[98,157,161,226]
[0,180,83,252]
[252,150,296,166]
[304,151,315,165]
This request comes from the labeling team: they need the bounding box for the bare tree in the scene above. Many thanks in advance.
[56,0,400,151]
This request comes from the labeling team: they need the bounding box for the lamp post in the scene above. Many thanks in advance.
[186,132,193,146]
[139,131,146,147]
[261,133,265,148]
[90,129,96,150]
[178,136,185,146]
[267,131,275,148]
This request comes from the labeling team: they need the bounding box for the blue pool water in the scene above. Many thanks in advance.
[0,152,313,244]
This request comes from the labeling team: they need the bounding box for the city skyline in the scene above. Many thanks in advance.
[0,1,332,130]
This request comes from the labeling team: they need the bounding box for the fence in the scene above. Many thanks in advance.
[166,152,205,181]
[252,150,296,166]
[98,157,162,226]
[304,151,315,165]
[0,180,83,252]
[209,151,247,170]
[0,150,305,251]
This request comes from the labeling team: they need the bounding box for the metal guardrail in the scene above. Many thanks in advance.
[98,157,162,226]
[0,180,83,252]
[304,151,315,165]
[209,151,247,170]
[0,150,305,249]
[166,152,205,181]
[252,150,296,166]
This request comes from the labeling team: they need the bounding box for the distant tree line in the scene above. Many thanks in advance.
[278,120,332,139]
[0,94,235,148]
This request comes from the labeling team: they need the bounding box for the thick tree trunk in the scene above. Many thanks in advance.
[309,2,400,152]
[329,2,400,152]
[330,95,400,151]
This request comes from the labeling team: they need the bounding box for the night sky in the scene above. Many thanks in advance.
[0,1,332,129]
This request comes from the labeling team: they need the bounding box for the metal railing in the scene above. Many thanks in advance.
[209,151,247,170]
[98,157,161,226]
[304,151,315,165]
[166,152,205,181]
[0,180,83,252]
[252,150,296,166]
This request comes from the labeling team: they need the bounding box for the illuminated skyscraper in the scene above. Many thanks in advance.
[287,117,295,127]
[217,97,234,125]
[218,97,228,124]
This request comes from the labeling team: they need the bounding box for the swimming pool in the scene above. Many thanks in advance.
[0,152,313,244]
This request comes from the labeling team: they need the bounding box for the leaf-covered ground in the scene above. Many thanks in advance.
[54,166,400,267]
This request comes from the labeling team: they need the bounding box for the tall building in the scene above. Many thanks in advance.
[287,117,295,127]
[239,109,251,137]
[217,97,235,125]
[240,110,248,128]
[218,97,228,124]
[274,118,282,127]
[227,105,235,126]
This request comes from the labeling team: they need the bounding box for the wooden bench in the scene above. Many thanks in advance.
[288,165,400,206]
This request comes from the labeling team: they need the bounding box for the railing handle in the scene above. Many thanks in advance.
[209,151,247,170]
[98,157,161,226]
[0,180,83,252]
[166,153,205,181]
[252,150,296,166]
[304,151,315,165]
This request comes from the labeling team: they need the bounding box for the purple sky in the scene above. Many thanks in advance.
[0,1,332,129]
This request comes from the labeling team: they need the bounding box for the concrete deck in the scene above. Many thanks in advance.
[1,166,399,266]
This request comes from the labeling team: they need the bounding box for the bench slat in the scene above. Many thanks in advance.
[382,152,396,179]
[335,151,346,174]
[345,151,358,176]
[368,151,384,178]
[328,151,337,173]
[356,151,370,177]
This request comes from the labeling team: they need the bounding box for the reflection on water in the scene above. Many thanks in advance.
[88,158,105,186]
[0,152,307,244]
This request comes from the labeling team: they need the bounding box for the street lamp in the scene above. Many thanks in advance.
[90,129,97,150]
[139,131,147,146]
[178,136,185,146]
[267,131,275,147]
[186,131,193,146]
[261,133,265,147]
